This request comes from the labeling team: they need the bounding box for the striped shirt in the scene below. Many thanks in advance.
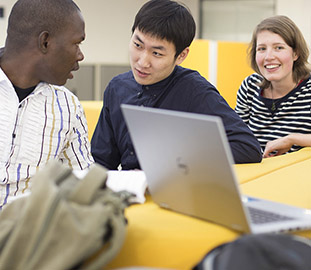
[235,73,311,153]
[0,68,94,208]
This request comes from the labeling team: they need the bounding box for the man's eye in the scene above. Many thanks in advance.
[153,52,163,56]
[134,42,141,48]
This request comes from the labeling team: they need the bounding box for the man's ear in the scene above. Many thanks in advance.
[175,47,189,65]
[38,31,50,53]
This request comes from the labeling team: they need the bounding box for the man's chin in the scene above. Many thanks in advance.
[47,79,68,86]
[68,71,74,80]
[133,74,152,85]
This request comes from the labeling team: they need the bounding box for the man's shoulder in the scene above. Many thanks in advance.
[174,66,215,89]
[175,65,201,79]
[49,84,77,96]
[42,83,81,104]
[50,84,72,92]
[110,70,133,83]
[105,70,135,94]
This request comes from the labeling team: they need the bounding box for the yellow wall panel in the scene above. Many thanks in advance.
[181,39,209,80]
[217,41,254,108]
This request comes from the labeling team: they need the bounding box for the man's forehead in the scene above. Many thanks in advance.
[133,29,174,49]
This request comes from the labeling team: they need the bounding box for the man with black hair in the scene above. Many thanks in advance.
[0,0,93,207]
[91,0,262,170]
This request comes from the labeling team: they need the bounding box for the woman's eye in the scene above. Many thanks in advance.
[257,47,265,52]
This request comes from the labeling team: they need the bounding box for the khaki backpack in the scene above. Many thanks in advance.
[0,161,133,270]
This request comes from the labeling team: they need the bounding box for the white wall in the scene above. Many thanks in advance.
[201,0,275,42]
[0,0,199,65]
[75,0,199,64]
[0,0,311,64]
[75,0,147,64]
[0,0,14,47]
[276,0,311,49]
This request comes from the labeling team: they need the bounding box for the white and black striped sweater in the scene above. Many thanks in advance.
[235,73,311,153]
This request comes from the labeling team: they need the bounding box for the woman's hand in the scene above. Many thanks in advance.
[263,133,311,158]
[263,136,292,158]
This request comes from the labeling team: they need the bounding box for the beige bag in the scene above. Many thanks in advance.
[0,161,133,270]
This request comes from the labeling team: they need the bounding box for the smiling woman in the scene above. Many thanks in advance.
[235,15,311,158]
[255,30,298,99]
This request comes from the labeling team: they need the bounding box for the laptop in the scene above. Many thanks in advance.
[121,104,311,234]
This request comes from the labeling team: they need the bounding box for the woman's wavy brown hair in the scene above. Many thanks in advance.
[248,15,311,89]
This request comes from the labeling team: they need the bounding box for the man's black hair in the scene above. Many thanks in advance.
[6,0,80,49]
[132,0,196,58]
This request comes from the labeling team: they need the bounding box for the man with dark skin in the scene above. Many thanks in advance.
[0,0,93,208]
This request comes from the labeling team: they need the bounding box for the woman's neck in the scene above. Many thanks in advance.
[264,78,298,99]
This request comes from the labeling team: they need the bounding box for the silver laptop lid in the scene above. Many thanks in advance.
[121,104,252,232]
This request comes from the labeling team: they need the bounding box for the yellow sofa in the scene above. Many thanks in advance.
[80,101,311,269]
[80,100,103,141]
[106,148,311,269]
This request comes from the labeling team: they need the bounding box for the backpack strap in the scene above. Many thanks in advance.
[69,165,130,269]
[69,165,108,204]
[81,212,127,270]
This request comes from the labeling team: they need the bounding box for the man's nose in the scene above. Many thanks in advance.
[77,47,84,62]
[138,51,151,68]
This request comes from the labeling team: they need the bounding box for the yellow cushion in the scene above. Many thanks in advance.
[241,158,311,209]
[106,196,239,270]
[79,100,311,268]
[235,147,311,184]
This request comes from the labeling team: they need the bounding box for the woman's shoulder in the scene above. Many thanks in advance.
[301,75,311,88]
[239,73,262,94]
[243,73,263,84]
[291,75,311,95]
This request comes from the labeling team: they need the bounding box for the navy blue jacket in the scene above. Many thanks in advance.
[91,66,262,169]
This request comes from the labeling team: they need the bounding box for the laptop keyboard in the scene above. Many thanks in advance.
[248,206,294,224]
